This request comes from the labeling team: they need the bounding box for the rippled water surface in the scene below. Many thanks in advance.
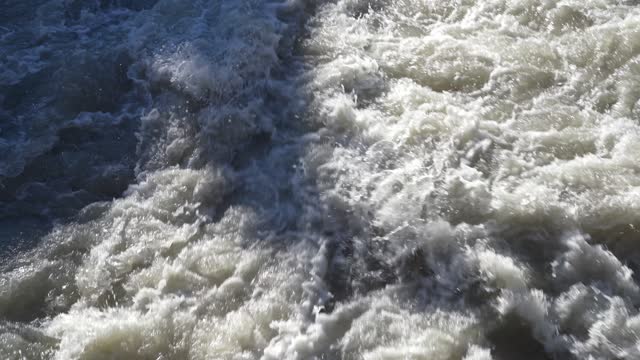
[2,0,640,359]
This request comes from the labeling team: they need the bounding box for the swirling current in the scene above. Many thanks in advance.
[2,0,640,359]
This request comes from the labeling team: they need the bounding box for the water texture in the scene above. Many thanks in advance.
[1,0,640,359]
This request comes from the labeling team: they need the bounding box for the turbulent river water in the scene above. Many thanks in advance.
[2,0,640,359]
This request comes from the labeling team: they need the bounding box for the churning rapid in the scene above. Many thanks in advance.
[2,0,640,359]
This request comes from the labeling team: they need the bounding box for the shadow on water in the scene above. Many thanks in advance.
[0,0,328,321]
[0,1,158,257]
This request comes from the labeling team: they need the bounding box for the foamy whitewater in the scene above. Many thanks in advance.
[2,0,640,359]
